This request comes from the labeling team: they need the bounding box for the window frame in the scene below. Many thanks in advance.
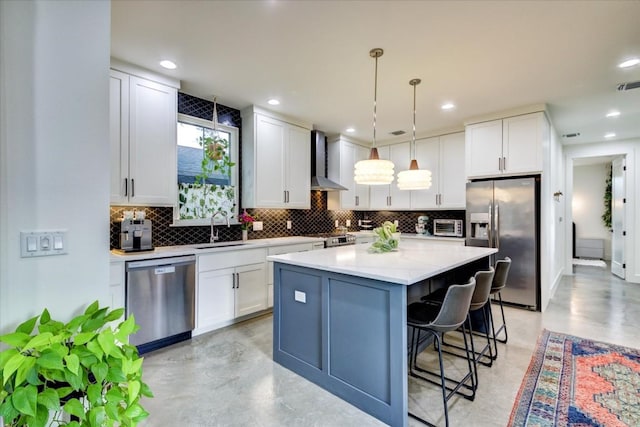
[172,113,240,227]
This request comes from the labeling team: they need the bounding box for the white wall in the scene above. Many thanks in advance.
[564,139,639,284]
[573,163,611,259]
[0,1,111,333]
[540,116,566,310]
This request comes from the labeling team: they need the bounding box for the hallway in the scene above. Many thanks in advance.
[139,265,639,426]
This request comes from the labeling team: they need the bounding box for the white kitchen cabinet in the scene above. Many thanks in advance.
[411,132,466,209]
[110,67,179,206]
[242,106,312,209]
[327,136,370,210]
[109,261,125,311]
[465,111,548,179]
[195,248,267,335]
[369,143,412,210]
[266,242,317,308]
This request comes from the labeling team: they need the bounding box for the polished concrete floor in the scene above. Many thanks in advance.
[139,265,640,426]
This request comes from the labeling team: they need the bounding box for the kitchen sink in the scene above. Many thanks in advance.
[194,242,247,249]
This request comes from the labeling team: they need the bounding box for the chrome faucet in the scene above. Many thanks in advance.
[210,211,230,243]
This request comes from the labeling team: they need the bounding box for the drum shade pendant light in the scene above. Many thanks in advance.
[354,48,394,185]
[397,79,432,190]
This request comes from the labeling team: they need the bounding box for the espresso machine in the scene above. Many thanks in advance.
[119,219,153,252]
[415,215,430,235]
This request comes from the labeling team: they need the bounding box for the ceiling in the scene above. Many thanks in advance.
[111,1,640,146]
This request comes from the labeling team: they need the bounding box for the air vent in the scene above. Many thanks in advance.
[562,132,581,138]
[617,81,640,91]
[390,130,406,136]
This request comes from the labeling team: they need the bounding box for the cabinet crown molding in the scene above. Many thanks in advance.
[110,57,181,89]
[463,104,547,127]
[241,105,312,130]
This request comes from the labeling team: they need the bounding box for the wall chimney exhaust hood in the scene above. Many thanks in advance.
[310,130,347,191]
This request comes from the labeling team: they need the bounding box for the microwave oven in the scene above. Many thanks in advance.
[433,219,463,237]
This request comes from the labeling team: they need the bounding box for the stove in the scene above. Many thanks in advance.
[307,233,357,248]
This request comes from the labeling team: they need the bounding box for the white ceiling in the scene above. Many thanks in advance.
[111,0,640,146]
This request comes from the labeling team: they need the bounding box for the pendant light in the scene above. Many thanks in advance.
[354,48,394,185]
[397,79,432,190]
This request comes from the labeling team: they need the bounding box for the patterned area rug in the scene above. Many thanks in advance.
[508,329,640,426]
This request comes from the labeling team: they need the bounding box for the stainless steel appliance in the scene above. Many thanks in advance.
[466,176,539,310]
[433,219,463,237]
[306,232,357,248]
[119,219,153,252]
[125,255,196,353]
[415,215,430,235]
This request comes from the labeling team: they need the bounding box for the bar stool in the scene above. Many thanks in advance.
[421,268,496,373]
[407,278,476,427]
[489,257,511,358]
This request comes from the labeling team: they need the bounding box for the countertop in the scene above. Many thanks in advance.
[350,230,465,243]
[110,236,325,262]
[267,239,496,285]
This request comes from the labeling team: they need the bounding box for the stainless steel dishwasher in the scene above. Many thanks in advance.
[125,255,196,353]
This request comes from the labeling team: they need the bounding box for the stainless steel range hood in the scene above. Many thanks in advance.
[311,130,347,191]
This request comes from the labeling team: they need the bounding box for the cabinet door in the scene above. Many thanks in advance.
[128,76,177,205]
[410,137,440,209]
[389,142,412,210]
[502,112,544,175]
[285,124,311,208]
[439,132,466,208]
[255,115,287,207]
[368,146,392,210]
[109,71,129,204]
[465,119,503,178]
[337,141,358,210]
[197,268,235,330]
[235,263,267,317]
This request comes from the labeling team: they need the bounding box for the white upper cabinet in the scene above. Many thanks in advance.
[465,111,548,179]
[369,143,411,211]
[242,106,311,209]
[411,132,466,209]
[110,66,178,206]
[327,136,370,210]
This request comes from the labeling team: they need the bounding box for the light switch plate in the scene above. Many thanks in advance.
[20,230,68,257]
[286,220,292,229]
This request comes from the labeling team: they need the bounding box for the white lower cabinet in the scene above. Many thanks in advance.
[109,261,125,310]
[195,248,267,335]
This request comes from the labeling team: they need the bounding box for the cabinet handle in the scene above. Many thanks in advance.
[124,178,128,197]
[502,157,507,171]
[131,179,135,197]
[236,273,239,289]
[355,196,359,206]
[283,191,287,203]
[287,191,290,203]
[498,157,502,171]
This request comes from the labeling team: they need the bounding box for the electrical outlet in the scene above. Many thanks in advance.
[335,220,339,228]
[286,220,292,229]
[252,221,263,231]
[346,219,351,227]
[394,220,399,227]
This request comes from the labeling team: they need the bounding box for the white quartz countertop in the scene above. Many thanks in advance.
[267,240,496,285]
[110,236,324,262]
[351,231,465,243]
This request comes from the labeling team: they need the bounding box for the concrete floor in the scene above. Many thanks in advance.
[139,264,640,426]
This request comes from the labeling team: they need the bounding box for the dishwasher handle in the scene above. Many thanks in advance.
[126,255,196,271]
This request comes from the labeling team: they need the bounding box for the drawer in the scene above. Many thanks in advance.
[198,248,266,272]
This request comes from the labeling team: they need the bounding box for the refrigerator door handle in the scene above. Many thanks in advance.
[488,202,493,247]
[495,203,500,249]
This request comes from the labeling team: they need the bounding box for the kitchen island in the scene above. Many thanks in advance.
[268,240,496,427]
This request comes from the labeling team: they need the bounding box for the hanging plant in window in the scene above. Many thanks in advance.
[601,165,612,230]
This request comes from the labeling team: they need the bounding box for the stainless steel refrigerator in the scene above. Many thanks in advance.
[466,176,539,310]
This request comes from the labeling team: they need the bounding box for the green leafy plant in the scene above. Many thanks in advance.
[369,221,400,253]
[602,165,612,230]
[196,135,235,185]
[0,301,152,426]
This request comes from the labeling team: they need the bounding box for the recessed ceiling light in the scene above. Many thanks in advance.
[345,128,355,133]
[159,60,177,70]
[618,58,640,68]
[606,111,620,118]
[441,103,455,110]
[267,99,280,106]
[604,132,616,138]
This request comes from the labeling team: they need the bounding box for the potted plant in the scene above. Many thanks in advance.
[0,301,152,427]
